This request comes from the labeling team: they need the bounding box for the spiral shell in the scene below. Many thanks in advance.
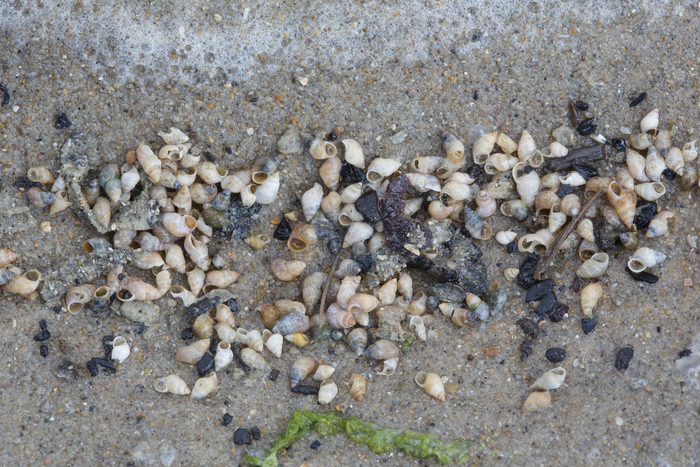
[363,339,399,361]
[254,172,280,205]
[628,247,666,273]
[644,146,666,182]
[580,283,603,316]
[376,278,398,305]
[319,156,342,190]
[634,182,666,202]
[683,140,698,162]
[0,249,18,268]
[518,229,554,255]
[640,108,659,134]
[320,192,341,220]
[664,147,684,176]
[162,213,197,238]
[135,142,161,183]
[440,131,465,163]
[426,200,452,219]
[646,211,673,238]
[415,372,445,401]
[576,252,609,279]
[626,148,650,183]
[473,131,498,165]
[272,311,310,335]
[290,356,316,387]
[544,141,568,158]
[409,156,442,174]
[212,249,236,270]
[176,338,211,364]
[313,365,336,382]
[271,258,306,281]
[184,234,210,270]
[347,374,367,401]
[347,293,380,315]
[340,183,363,205]
[309,137,337,160]
[342,138,366,168]
[64,284,96,314]
[109,336,130,364]
[348,328,368,356]
[576,218,595,243]
[475,190,496,218]
[27,165,55,185]
[500,199,529,222]
[325,302,356,329]
[240,347,269,371]
[300,271,325,311]
[124,277,161,301]
[463,206,493,240]
[46,188,71,215]
[274,300,306,315]
[337,204,363,226]
[534,190,560,216]
[154,375,190,395]
[409,316,427,341]
[607,181,637,229]
[203,270,240,293]
[90,197,111,229]
[316,380,338,405]
[522,391,552,413]
[512,162,540,207]
[2,269,42,295]
[531,367,566,391]
[484,153,518,174]
[378,357,399,376]
[27,187,56,208]
[342,222,373,248]
[287,223,317,252]
[495,131,518,155]
[504,268,519,282]
[191,372,218,401]
[286,332,310,348]
[367,158,402,183]
[518,130,537,162]
[263,330,284,358]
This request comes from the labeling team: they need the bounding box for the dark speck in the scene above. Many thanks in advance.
[269,369,279,381]
[250,426,261,440]
[577,117,597,136]
[581,318,597,334]
[39,319,48,331]
[202,151,216,162]
[54,113,72,129]
[53,306,61,314]
[615,347,634,370]
[629,92,647,108]
[523,165,533,174]
[473,90,478,100]
[625,267,658,284]
[519,339,533,361]
[506,241,517,253]
[679,349,691,358]
[34,330,51,341]
[326,130,338,141]
[517,318,539,339]
[548,302,568,323]
[227,298,238,312]
[87,360,98,377]
[196,353,215,376]
[545,347,566,363]
[134,324,146,334]
[291,385,319,395]
[611,138,627,151]
[574,100,589,111]
[526,279,553,302]
[221,413,233,426]
[310,440,321,450]
[273,216,292,241]
[40,345,49,357]
[657,326,661,333]
[225,146,233,154]
[233,428,252,445]
[556,184,575,197]
[0,84,10,106]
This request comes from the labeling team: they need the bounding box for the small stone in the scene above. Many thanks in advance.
[506,241,518,253]
[625,267,659,284]
[269,369,279,381]
[516,254,541,289]
[227,298,238,312]
[615,347,634,370]
[40,221,51,232]
[213,13,222,22]
[484,346,499,357]
[34,330,51,341]
[526,279,553,302]
[684,278,693,287]
[548,302,568,322]
[545,347,566,363]
[246,128,254,136]
[273,216,292,241]
[39,319,48,331]
[517,318,540,339]
[390,131,407,145]
[181,327,195,340]
[533,292,557,316]
[310,440,321,450]
[581,318,597,334]
[615,417,624,426]
[40,344,49,357]
[197,353,215,376]
[277,125,303,155]
[117,300,160,324]
[556,184,575,197]
[519,339,533,361]
[297,77,309,86]
[87,360,98,377]
[233,428,252,445]
[53,112,72,129]
[679,349,691,358]
[221,413,233,426]
[250,426,261,440]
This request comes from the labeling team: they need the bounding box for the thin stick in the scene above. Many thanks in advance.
[317,249,343,327]
[534,189,604,280]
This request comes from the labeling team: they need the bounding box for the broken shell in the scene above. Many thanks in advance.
[347,374,367,401]
[496,131,518,155]
[274,300,306,315]
[158,127,189,144]
[326,302,356,329]
[65,284,97,314]
[504,268,519,281]
[409,316,427,341]
[378,357,399,376]
[204,270,240,293]
[576,252,610,279]
[191,372,218,401]
[577,219,595,243]
[176,338,211,364]
[409,155,442,174]
[136,142,162,183]
[272,311,310,335]
[476,190,496,218]
[628,247,666,273]
[348,328,368,356]
[640,108,659,134]
[82,237,111,256]
[363,339,399,361]
[169,285,195,306]
[342,139,366,168]
[376,278,398,305]
[111,336,130,364]
[126,277,162,301]
[518,229,554,255]
[473,131,498,165]
[580,283,603,316]
[290,356,316,387]
[287,223,317,252]
[271,259,306,281]
[313,365,336,382]
[607,181,637,229]
[302,272,326,311]
[318,380,339,405]
[522,390,552,413]
[500,199,529,222]
[635,182,666,202]
[154,375,190,395]
[319,155,342,190]
[0,266,21,286]
[559,171,586,187]
[49,189,72,214]
[415,372,445,401]
[309,137,337,160]
[531,367,566,391]
[211,249,236,270]
[646,211,673,238]
[683,140,698,162]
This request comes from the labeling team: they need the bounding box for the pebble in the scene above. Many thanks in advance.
[615,347,634,370]
[506,241,517,253]
[526,279,553,302]
[679,349,692,358]
[221,413,233,426]
[268,369,279,381]
[310,440,321,450]
[40,344,49,358]
[484,346,499,357]
[615,416,624,426]
[581,318,598,334]
[517,318,540,339]
[625,267,659,284]
[534,292,557,316]
[34,330,51,341]
[39,319,48,331]
[87,360,98,377]
[545,347,566,363]
[227,298,238,312]
[273,216,292,241]
[519,339,534,361]
[197,353,215,376]
[516,254,540,289]
[297,77,309,86]
[556,183,575,197]
[548,302,568,322]
[684,278,693,287]
[390,131,407,145]
[250,426,261,440]
[290,386,319,395]
[40,221,52,232]
[233,428,252,445]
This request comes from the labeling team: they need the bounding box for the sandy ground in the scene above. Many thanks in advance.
[1,1,700,466]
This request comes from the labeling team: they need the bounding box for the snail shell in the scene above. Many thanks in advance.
[190,183,218,205]
[683,140,698,162]
[82,237,111,256]
[522,390,552,413]
[319,155,342,190]
[500,199,529,222]
[646,211,673,238]
[214,341,234,371]
[405,197,426,217]
[113,229,137,249]
[376,278,398,305]
[257,304,280,329]
[176,338,211,364]
[336,275,361,309]
[640,108,659,134]
[193,314,214,339]
[154,374,190,395]
[131,251,164,270]
[326,302,356,329]
[271,258,306,281]
[136,142,162,183]
[191,372,218,401]
[409,155,442,174]
[463,206,493,240]
[172,186,192,212]
[397,272,413,299]
[630,132,654,150]
[409,316,427,341]
[619,231,639,250]
[240,348,269,371]
[334,259,361,279]
[452,307,478,326]
[320,192,342,220]
[342,138,366,168]
[504,268,519,282]
[368,232,386,252]
[544,141,568,158]
[377,357,399,376]
[578,239,600,261]
[534,190,560,216]
[512,162,540,207]
[263,330,284,358]
[211,249,236,270]
[559,171,586,187]
[577,219,595,243]
[170,285,195,307]
[0,266,22,286]
[366,158,402,183]
[549,207,566,232]
[212,304,235,328]
[443,131,465,163]
[313,364,336,382]
[28,165,55,184]
[27,188,56,208]
[65,284,96,314]
[204,270,240,293]
[214,322,238,344]
[338,203,364,226]
[0,249,18,268]
[634,182,666,202]
[476,190,496,218]
[435,156,463,179]
[111,336,130,364]
[180,151,201,169]
[251,155,281,184]
[290,356,316,387]
[131,232,166,252]
[495,231,517,245]
[342,222,374,249]
[415,372,445,401]
[92,197,111,229]
[318,380,339,405]
[197,161,228,185]
[244,233,271,250]
[626,148,650,182]
[162,213,197,237]
[628,247,666,273]
[184,234,210,271]
[665,147,684,176]
[340,182,363,204]
[158,127,189,144]
[518,130,537,162]
[309,136,337,160]
[285,332,310,348]
[561,193,582,217]
[607,181,637,229]
[472,130,498,165]
[408,292,428,315]
[272,311,310,335]
[531,367,566,391]
[576,252,610,279]
[49,189,72,214]
[347,293,380,314]
[364,339,399,361]
[495,131,518,155]
[427,200,453,219]
[220,170,251,193]
[441,181,473,203]
[645,146,666,182]
[484,153,518,174]
[518,229,554,255]
[347,374,367,401]
[253,172,280,205]
[302,183,324,221]
[165,244,187,274]
[348,328,368,356]
[405,173,442,192]
[187,266,205,297]
[287,223,317,252]
[237,328,264,352]
[302,272,326,311]
[126,277,161,301]
[1,269,41,295]
[654,129,672,157]
[580,283,603,316]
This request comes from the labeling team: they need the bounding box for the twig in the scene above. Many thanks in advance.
[317,249,343,327]
[534,189,604,280]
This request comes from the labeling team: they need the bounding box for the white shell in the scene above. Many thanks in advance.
[414,372,445,401]
[504,268,519,281]
[626,149,650,182]
[342,139,365,168]
[645,146,666,182]
[313,365,336,382]
[682,140,698,162]
[545,142,568,158]
[577,219,595,242]
[441,181,473,202]
[214,341,234,371]
[531,367,566,391]
[111,336,130,364]
[472,131,498,165]
[263,330,284,358]
[317,380,339,404]
[404,173,442,192]
[512,162,540,207]
[628,247,667,273]
[518,130,537,162]
[191,372,218,401]
[640,108,659,134]
[377,357,399,376]
[634,182,666,201]
[576,252,610,279]
[340,183,363,204]
[158,127,190,144]
[366,158,401,182]
[342,222,373,248]
[301,183,324,221]
[409,316,427,341]
[559,172,587,186]
[154,375,190,395]
[254,172,280,204]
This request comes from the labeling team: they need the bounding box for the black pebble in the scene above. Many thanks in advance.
[526,278,553,302]
[662,168,676,181]
[183,296,221,319]
[506,241,517,254]
[197,353,215,376]
[209,335,220,355]
[53,112,72,129]
[517,318,539,339]
[577,117,597,136]
[545,347,566,363]
[310,440,321,450]
[679,349,692,358]
[0,84,9,106]
[102,335,114,360]
[519,339,534,361]
[572,161,598,180]
[273,217,292,241]
[339,160,366,188]
[225,146,233,154]
[625,267,659,284]
[39,319,48,331]
[473,90,479,100]
[269,369,280,381]
[33,330,51,341]
[87,360,99,377]
[221,413,233,426]
[574,100,589,111]
[634,201,657,231]
[516,254,541,289]
[250,426,261,440]
[134,324,146,334]
[181,327,195,340]
[291,385,319,395]
[556,184,575,197]
[92,357,116,373]
[534,292,557,316]
[615,347,634,370]
[581,318,597,334]
[355,254,376,274]
[548,302,568,322]
[326,130,338,141]
[629,92,647,107]
[40,344,49,358]
[53,306,62,315]
[355,191,381,226]
[202,151,216,162]
[227,298,238,312]
[233,428,252,445]
[523,165,533,174]
[611,138,627,151]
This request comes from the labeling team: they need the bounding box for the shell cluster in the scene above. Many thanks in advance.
[522,367,566,413]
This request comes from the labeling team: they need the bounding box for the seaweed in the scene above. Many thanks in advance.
[243,410,481,467]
